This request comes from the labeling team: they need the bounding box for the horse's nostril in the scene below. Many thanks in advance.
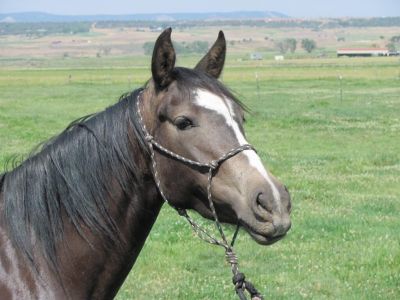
[256,192,272,213]
[256,192,263,206]
[256,193,261,204]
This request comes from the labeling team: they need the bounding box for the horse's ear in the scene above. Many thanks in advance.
[195,31,226,78]
[152,28,176,90]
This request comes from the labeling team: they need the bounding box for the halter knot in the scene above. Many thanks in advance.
[209,160,219,170]
[232,272,246,287]
[225,249,238,265]
[145,134,153,143]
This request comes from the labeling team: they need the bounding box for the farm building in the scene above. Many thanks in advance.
[250,52,263,60]
[337,48,389,57]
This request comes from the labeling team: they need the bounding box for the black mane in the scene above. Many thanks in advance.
[2,88,146,271]
[0,173,5,190]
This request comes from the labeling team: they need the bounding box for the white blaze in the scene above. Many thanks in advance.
[194,89,281,202]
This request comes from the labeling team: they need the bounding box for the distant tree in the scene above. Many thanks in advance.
[103,47,112,56]
[276,38,297,54]
[387,35,400,52]
[390,35,400,43]
[143,42,155,55]
[275,41,288,54]
[388,35,400,52]
[143,40,209,56]
[386,42,397,52]
[172,41,186,54]
[285,38,297,53]
[189,41,209,53]
[301,38,316,53]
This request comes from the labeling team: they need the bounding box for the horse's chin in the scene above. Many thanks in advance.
[240,221,287,246]
[246,229,286,245]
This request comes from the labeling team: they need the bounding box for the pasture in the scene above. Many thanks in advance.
[0,54,399,299]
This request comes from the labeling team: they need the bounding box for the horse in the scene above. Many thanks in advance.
[0,28,291,299]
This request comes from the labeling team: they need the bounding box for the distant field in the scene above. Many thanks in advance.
[0,45,399,299]
[0,25,399,59]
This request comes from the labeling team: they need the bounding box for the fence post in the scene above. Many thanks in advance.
[338,75,343,102]
[255,72,260,102]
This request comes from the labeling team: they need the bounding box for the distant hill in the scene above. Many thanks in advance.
[0,11,289,23]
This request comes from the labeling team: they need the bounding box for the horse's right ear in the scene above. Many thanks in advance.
[151,28,176,90]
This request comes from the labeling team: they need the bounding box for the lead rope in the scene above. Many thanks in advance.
[136,91,264,300]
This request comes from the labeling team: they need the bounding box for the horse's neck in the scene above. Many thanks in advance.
[55,136,164,298]
[52,174,163,299]
[0,180,163,300]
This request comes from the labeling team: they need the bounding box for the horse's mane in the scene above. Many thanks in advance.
[2,88,146,271]
[0,67,244,274]
[0,173,5,190]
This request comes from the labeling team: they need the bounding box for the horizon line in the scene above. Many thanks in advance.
[1,10,399,19]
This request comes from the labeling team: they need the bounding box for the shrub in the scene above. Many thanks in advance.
[301,38,317,53]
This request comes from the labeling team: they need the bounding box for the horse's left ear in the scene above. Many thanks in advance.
[152,28,176,90]
[195,31,226,79]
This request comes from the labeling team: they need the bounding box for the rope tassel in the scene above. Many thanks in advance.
[233,272,264,300]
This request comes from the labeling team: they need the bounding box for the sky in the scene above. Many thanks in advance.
[0,0,399,18]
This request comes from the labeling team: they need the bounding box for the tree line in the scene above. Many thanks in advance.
[1,17,400,36]
[275,38,317,54]
[387,35,400,52]
[143,40,209,55]
[0,22,91,36]
[95,17,400,30]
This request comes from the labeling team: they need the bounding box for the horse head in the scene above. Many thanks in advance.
[139,28,291,245]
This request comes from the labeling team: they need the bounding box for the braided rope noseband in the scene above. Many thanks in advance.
[136,90,264,300]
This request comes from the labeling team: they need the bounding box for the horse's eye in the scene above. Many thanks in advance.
[174,116,194,130]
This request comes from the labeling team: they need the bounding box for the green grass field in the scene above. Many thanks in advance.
[0,55,399,299]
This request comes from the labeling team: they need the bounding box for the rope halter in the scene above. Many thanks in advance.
[136,90,264,300]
